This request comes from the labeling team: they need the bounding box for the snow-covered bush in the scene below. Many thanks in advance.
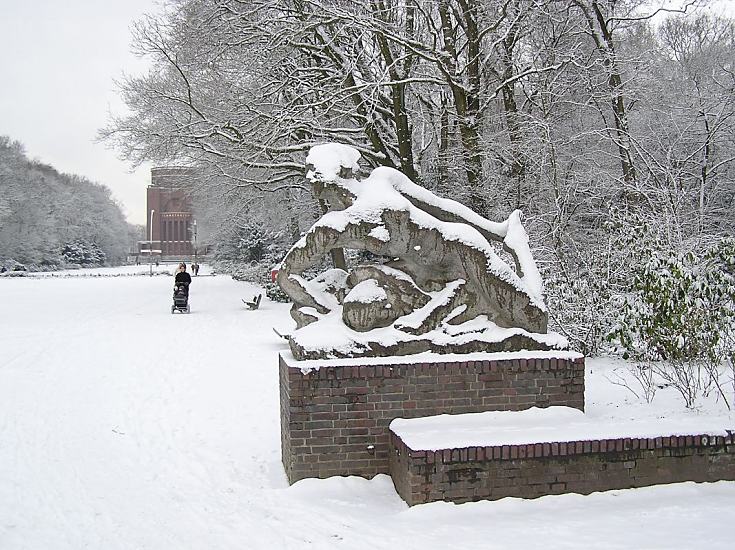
[264,279,289,303]
[707,239,735,400]
[610,239,735,408]
[545,273,614,356]
[0,258,27,272]
[212,224,292,302]
[61,240,106,268]
[214,224,271,265]
[540,206,656,356]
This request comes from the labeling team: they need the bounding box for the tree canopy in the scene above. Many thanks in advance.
[0,136,138,269]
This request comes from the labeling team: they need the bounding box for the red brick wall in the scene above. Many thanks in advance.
[144,184,193,257]
[389,431,735,505]
[279,353,585,484]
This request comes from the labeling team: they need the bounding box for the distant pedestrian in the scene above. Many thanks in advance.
[192,263,199,276]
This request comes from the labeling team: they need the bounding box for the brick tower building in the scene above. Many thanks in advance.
[139,167,196,260]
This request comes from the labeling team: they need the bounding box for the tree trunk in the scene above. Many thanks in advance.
[438,0,486,213]
[575,0,637,185]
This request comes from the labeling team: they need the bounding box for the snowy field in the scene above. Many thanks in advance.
[25,262,214,277]
[1,266,733,550]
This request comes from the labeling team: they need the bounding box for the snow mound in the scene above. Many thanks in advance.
[344,279,388,304]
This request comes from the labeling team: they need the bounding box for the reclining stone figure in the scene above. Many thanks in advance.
[277,143,566,360]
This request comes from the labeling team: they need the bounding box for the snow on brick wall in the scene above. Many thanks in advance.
[279,354,585,483]
[389,431,735,506]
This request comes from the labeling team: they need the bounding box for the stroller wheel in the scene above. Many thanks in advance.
[171,305,175,314]
[185,305,190,313]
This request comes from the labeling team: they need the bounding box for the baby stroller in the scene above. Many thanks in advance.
[171,282,190,314]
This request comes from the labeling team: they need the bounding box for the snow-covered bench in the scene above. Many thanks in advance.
[389,407,735,506]
[243,293,262,310]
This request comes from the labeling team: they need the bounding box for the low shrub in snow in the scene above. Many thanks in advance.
[0,259,28,272]
[610,239,735,408]
[545,273,615,356]
[61,240,106,268]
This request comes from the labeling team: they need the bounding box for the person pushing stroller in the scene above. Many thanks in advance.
[172,262,192,313]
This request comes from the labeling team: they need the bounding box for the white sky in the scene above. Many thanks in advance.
[0,0,733,226]
[663,0,735,16]
[0,1,161,226]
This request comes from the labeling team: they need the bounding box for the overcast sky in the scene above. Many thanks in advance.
[0,1,160,225]
[0,1,733,226]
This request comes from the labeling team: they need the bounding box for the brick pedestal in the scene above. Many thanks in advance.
[279,352,585,483]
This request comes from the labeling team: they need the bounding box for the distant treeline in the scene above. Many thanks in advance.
[0,136,139,270]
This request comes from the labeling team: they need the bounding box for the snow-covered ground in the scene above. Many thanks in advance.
[0,266,733,550]
[25,261,214,277]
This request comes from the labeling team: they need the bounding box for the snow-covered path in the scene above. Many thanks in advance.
[1,269,733,549]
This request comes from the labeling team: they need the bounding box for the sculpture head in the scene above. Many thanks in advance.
[305,143,363,211]
[306,168,356,211]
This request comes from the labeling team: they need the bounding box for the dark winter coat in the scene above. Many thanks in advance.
[175,271,192,285]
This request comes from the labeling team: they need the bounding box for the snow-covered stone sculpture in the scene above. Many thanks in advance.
[277,143,567,360]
